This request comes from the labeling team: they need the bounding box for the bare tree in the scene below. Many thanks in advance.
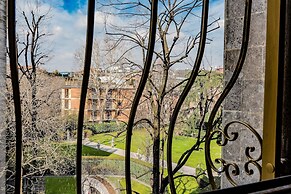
[98,0,221,193]
[5,70,76,192]
[5,1,75,192]
[75,37,137,124]
[16,2,52,134]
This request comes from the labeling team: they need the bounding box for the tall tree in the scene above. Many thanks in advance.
[99,0,221,193]
[17,2,51,135]
[5,1,75,192]
[75,37,136,124]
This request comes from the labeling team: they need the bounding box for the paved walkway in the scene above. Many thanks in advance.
[83,140,196,176]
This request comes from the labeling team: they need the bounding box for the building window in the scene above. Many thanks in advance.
[65,89,69,98]
[64,100,70,109]
[107,89,112,97]
[105,111,111,120]
[90,110,98,121]
[92,99,97,109]
[106,99,112,109]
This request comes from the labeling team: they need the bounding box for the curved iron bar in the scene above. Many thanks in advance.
[76,0,95,193]
[125,1,158,193]
[166,1,209,193]
[8,1,23,193]
[207,121,262,186]
[224,163,240,186]
[204,0,252,189]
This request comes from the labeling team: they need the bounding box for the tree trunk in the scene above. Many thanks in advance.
[31,79,38,134]
[152,105,161,194]
[152,133,160,193]
[0,1,6,193]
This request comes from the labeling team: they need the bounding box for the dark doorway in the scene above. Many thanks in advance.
[277,0,291,177]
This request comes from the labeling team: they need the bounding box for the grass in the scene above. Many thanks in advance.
[81,143,201,193]
[82,145,125,160]
[83,146,200,193]
[107,175,200,194]
[89,129,221,168]
[46,144,201,194]
[45,176,75,194]
[45,176,151,194]
[54,137,211,193]
[174,175,200,194]
[89,130,143,151]
[107,176,152,193]
[57,143,123,159]
[82,145,111,156]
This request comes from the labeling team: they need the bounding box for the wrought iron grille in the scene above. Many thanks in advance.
[9,0,291,193]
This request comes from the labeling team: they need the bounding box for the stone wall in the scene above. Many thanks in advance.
[222,0,267,188]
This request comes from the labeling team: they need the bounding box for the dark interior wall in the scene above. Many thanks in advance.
[278,0,291,176]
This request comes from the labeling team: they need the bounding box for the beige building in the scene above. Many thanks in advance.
[61,74,136,123]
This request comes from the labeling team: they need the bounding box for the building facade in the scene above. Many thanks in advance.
[61,74,136,123]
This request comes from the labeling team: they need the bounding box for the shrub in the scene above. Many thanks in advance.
[84,130,92,138]
[82,158,152,184]
[87,122,126,134]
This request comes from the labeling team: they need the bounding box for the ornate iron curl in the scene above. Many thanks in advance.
[206,121,262,186]
[205,0,252,189]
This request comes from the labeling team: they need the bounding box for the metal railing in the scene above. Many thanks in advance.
[7,0,276,193]
[7,0,23,193]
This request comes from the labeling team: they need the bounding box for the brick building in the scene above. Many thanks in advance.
[61,72,136,123]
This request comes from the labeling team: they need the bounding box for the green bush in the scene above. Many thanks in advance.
[84,129,92,138]
[82,158,152,184]
[87,122,126,134]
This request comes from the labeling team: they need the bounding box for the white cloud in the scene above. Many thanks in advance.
[203,0,224,69]
[15,0,225,72]
[16,0,108,72]
[47,10,108,72]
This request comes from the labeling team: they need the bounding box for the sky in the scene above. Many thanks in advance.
[16,0,224,72]
[62,0,86,13]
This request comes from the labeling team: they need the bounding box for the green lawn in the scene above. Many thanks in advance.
[89,129,221,168]
[46,144,202,194]
[45,176,152,194]
[82,145,125,160]
[107,176,152,193]
[107,175,201,194]
[57,143,124,159]
[45,176,75,194]
[82,143,201,193]
[82,144,111,156]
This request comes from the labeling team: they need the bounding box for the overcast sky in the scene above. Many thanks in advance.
[16,0,224,72]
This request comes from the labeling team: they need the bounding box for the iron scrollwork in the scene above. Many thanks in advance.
[204,0,263,189]
[206,121,262,186]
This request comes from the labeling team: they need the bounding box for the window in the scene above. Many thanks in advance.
[64,89,69,98]
[64,100,70,109]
